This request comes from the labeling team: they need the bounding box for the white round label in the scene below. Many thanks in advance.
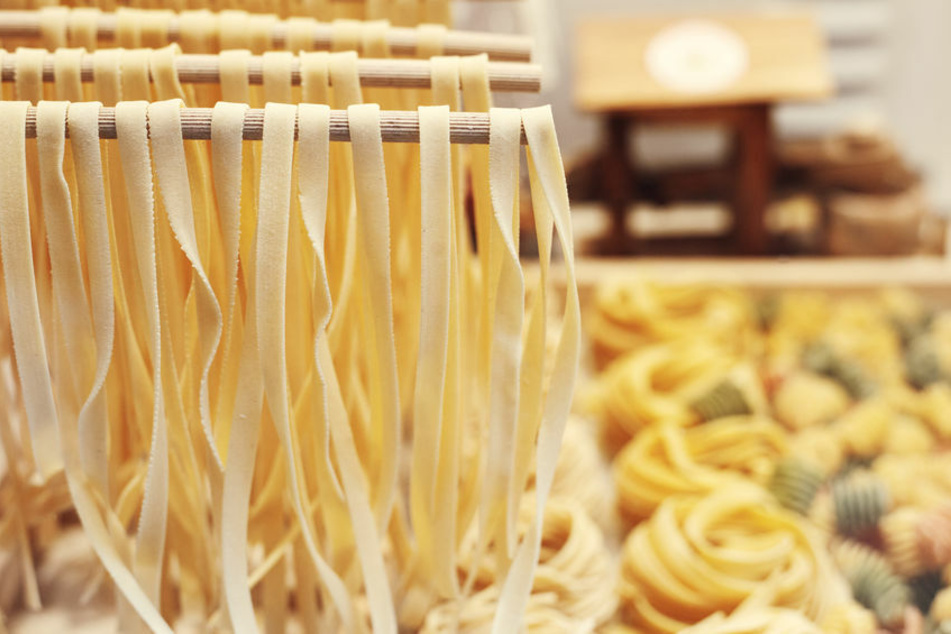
[645,20,750,94]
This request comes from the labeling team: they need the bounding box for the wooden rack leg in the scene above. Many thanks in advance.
[733,104,773,255]
[599,113,637,255]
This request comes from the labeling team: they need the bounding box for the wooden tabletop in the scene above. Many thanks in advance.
[575,12,834,112]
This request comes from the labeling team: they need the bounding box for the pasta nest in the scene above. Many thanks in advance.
[587,280,757,369]
[613,418,788,524]
[618,483,832,633]
[424,500,617,633]
[593,341,746,450]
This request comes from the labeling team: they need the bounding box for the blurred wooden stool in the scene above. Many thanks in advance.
[575,13,833,256]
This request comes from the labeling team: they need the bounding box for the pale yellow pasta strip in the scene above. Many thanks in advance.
[14,48,45,103]
[140,10,172,49]
[410,103,453,593]
[39,7,68,50]
[36,100,94,425]
[286,17,318,53]
[332,19,363,52]
[215,102,271,633]
[255,101,359,633]
[219,50,252,104]
[178,10,216,53]
[113,100,170,616]
[0,101,61,479]
[119,48,152,101]
[147,99,224,472]
[219,11,250,50]
[67,8,100,51]
[261,51,294,104]
[247,14,277,55]
[300,51,330,104]
[115,8,142,49]
[91,49,121,106]
[417,24,446,58]
[52,48,85,101]
[329,51,363,111]
[479,107,523,573]
[491,106,581,633]
[299,102,398,634]
[59,102,114,504]
[348,103,401,530]
[361,20,391,57]
[210,101,248,460]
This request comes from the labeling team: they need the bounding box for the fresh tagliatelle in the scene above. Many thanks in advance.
[0,100,580,632]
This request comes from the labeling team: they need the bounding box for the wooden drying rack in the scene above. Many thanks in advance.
[22,105,530,144]
[0,53,541,91]
[0,10,534,61]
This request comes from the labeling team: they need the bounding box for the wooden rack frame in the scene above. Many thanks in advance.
[0,10,533,61]
[22,105,529,144]
[0,53,541,92]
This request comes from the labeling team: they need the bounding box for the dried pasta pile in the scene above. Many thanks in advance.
[587,280,951,634]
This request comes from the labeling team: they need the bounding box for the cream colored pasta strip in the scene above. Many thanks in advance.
[332,19,363,52]
[140,10,173,49]
[178,10,216,54]
[39,7,68,50]
[299,102,398,634]
[215,101,271,632]
[0,101,61,479]
[410,104,453,593]
[62,103,115,504]
[256,101,358,632]
[210,101,248,458]
[492,106,581,633]
[348,103,401,529]
[116,9,143,49]
[481,107,523,573]
[112,100,170,618]
[248,14,277,55]
[148,99,224,472]
[219,50,252,104]
[417,24,447,59]
[92,49,121,106]
[35,101,94,431]
[262,51,294,104]
[219,11,250,50]
[286,17,318,53]
[67,8,100,51]
[300,51,330,104]
[361,20,390,57]
[52,48,85,101]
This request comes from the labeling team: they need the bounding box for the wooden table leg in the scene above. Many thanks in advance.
[598,113,637,255]
[733,104,773,255]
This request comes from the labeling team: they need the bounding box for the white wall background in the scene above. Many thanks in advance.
[455,0,951,214]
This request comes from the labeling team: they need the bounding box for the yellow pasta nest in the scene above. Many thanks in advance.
[617,484,830,633]
[614,418,788,525]
[426,500,617,633]
[588,280,757,369]
[593,341,748,450]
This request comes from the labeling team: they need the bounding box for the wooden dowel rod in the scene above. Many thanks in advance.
[0,54,541,92]
[22,105,528,144]
[0,10,533,61]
